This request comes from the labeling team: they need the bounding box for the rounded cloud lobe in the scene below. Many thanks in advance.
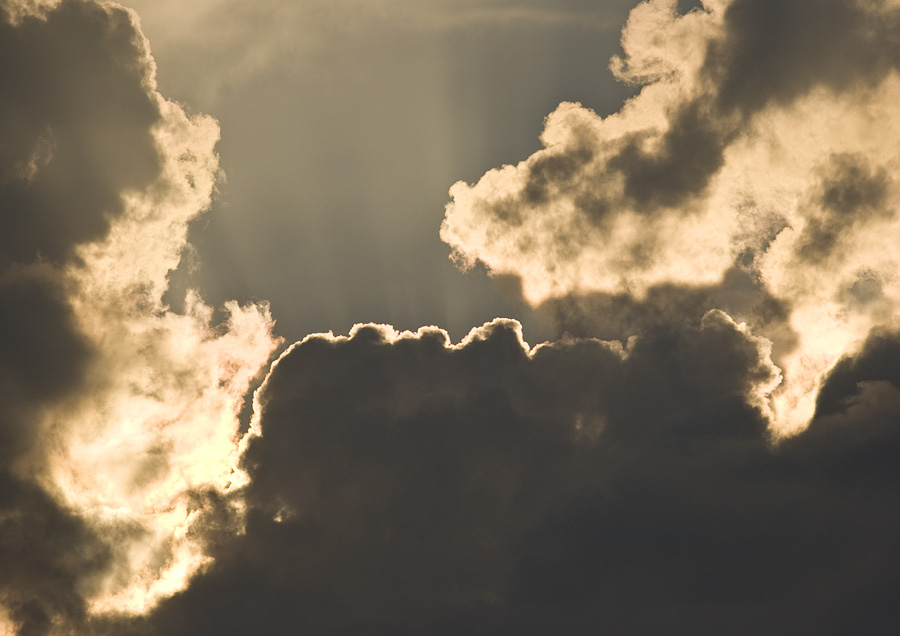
[441,0,900,433]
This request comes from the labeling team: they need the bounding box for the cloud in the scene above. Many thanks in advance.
[441,0,900,433]
[7,0,900,633]
[0,0,279,632]
[705,0,900,115]
[124,317,900,635]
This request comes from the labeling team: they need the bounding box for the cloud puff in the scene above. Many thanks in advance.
[0,0,279,632]
[126,317,900,635]
[441,0,900,433]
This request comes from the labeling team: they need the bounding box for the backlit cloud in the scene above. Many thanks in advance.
[130,316,900,635]
[6,0,900,634]
[442,0,900,433]
[0,0,278,632]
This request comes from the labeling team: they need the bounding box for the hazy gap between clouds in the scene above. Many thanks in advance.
[123,0,621,108]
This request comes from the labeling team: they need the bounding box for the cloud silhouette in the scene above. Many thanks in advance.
[0,1,278,632]
[124,317,900,635]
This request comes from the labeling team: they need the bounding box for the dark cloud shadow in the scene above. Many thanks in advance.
[117,314,900,635]
[0,0,162,268]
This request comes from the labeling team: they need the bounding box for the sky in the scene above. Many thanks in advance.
[129,0,648,345]
[2,0,900,634]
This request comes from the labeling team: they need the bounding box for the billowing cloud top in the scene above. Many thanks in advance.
[442,0,900,432]
[129,316,900,635]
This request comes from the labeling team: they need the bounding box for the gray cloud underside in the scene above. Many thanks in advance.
[118,318,900,635]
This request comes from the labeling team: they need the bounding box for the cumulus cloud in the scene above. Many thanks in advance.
[125,318,900,635]
[0,0,278,632]
[441,0,900,433]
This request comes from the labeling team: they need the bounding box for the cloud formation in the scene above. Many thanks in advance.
[7,0,900,634]
[441,0,900,432]
[125,1,900,632]
[0,0,278,632]
[129,318,900,634]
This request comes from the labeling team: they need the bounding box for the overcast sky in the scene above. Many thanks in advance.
[3,0,900,634]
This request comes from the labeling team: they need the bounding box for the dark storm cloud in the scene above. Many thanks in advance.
[0,264,104,636]
[125,316,900,635]
[815,329,900,420]
[1,0,280,626]
[0,0,162,268]
[8,0,900,632]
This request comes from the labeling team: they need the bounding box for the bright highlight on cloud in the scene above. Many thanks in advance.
[0,0,278,632]
[442,0,900,433]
